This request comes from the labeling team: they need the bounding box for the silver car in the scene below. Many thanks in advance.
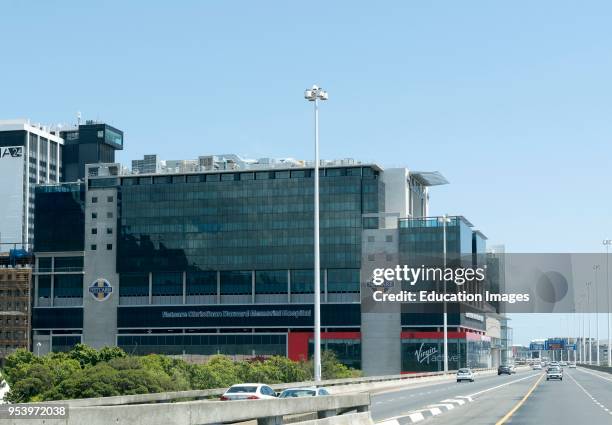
[456,368,475,382]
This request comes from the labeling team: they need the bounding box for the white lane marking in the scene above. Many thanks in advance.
[428,403,455,410]
[442,398,465,405]
[408,412,425,422]
[457,395,473,401]
[576,367,612,383]
[566,370,612,417]
[429,407,442,416]
[377,420,400,425]
[466,372,540,398]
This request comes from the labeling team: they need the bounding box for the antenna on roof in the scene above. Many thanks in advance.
[76,111,82,126]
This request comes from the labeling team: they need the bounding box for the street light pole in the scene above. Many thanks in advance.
[304,85,328,382]
[586,281,592,364]
[439,214,451,373]
[593,265,600,366]
[604,240,612,367]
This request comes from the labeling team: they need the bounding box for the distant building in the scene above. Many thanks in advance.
[60,121,123,182]
[132,154,161,174]
[0,265,32,364]
[0,119,64,249]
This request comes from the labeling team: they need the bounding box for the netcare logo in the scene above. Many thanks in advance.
[0,147,23,158]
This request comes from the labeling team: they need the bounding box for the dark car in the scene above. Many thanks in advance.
[498,365,512,375]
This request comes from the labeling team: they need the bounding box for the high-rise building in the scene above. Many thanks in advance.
[60,121,123,182]
[0,120,63,249]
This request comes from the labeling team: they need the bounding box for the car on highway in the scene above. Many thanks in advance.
[532,363,542,370]
[220,383,278,400]
[560,361,568,367]
[568,363,577,369]
[498,365,513,375]
[456,368,475,383]
[546,366,563,381]
[278,387,330,398]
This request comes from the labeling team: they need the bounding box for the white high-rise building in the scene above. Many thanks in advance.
[0,119,63,249]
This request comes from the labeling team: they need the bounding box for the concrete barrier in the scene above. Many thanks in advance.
[2,393,370,425]
[578,364,612,374]
[291,412,373,425]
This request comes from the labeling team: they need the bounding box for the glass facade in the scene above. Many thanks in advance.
[117,167,383,273]
[401,337,491,372]
[308,338,361,369]
[118,333,286,356]
[34,183,85,252]
[398,216,475,267]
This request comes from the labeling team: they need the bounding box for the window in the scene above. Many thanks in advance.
[91,228,97,235]
[220,271,252,295]
[107,212,113,218]
[152,272,182,296]
[368,236,375,242]
[107,196,114,202]
[119,273,149,297]
[255,270,288,294]
[92,212,97,219]
[91,244,97,250]
[106,244,113,250]
[106,228,113,234]
[386,235,393,242]
[186,271,217,295]
[92,196,98,203]
[221,173,236,181]
[240,172,254,181]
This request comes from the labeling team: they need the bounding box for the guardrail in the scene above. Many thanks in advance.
[577,363,612,374]
[4,393,371,425]
[47,368,496,407]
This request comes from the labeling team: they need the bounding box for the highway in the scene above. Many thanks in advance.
[371,367,612,424]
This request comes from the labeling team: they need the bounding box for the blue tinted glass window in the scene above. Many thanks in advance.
[152,272,182,296]
[186,271,217,295]
[255,270,288,294]
[120,272,149,296]
[220,271,251,294]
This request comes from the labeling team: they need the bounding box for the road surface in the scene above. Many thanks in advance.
[371,367,612,424]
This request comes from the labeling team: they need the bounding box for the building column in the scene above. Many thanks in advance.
[287,269,291,303]
[324,269,328,303]
[216,271,221,304]
[252,270,256,303]
[182,271,186,304]
[148,272,152,304]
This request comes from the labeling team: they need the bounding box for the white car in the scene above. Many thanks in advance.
[546,366,563,381]
[532,363,542,370]
[0,375,9,405]
[278,387,330,398]
[568,363,577,369]
[456,368,475,382]
[220,383,278,400]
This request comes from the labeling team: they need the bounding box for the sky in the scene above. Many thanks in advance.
[1,1,611,345]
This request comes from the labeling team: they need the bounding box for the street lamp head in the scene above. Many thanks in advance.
[304,85,328,101]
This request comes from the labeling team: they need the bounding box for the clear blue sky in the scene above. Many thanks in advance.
[2,1,611,344]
